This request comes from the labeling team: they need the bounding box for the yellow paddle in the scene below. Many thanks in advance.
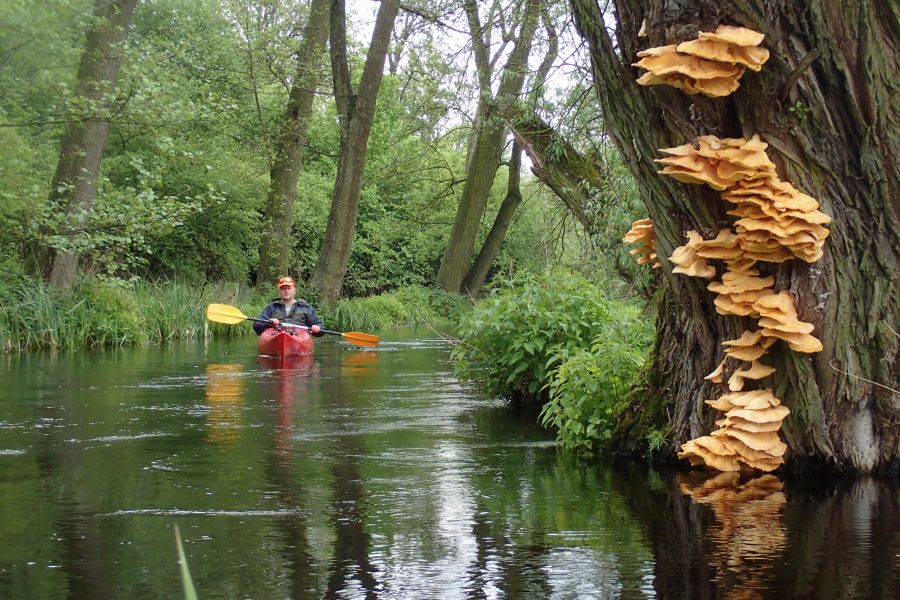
[206,303,380,347]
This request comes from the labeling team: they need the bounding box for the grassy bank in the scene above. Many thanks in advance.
[0,275,469,352]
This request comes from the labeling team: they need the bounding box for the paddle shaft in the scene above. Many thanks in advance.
[244,315,343,337]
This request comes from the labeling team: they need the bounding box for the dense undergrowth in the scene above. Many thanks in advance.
[0,270,468,352]
[452,271,654,453]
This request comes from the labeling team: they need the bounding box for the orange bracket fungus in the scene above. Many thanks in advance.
[637,32,828,473]
[634,26,769,97]
[622,218,662,268]
[669,230,716,278]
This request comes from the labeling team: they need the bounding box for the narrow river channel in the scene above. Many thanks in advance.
[0,332,897,599]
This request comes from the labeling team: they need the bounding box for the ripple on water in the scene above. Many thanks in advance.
[98,508,307,517]
[65,431,173,444]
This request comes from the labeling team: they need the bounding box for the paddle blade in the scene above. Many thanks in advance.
[341,332,380,347]
[206,303,250,325]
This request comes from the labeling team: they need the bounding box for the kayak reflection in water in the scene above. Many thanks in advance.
[205,364,244,444]
[253,276,324,337]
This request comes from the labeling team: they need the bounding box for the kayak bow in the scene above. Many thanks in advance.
[257,328,314,358]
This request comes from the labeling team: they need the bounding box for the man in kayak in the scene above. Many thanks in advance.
[253,276,324,336]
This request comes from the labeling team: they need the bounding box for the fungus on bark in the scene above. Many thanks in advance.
[752,291,823,352]
[622,217,662,268]
[669,230,716,278]
[656,135,776,190]
[634,26,769,97]
[679,389,791,471]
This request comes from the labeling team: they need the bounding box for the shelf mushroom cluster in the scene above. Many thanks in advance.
[622,218,661,268]
[627,24,830,473]
[633,26,770,97]
[655,135,832,263]
[680,388,790,471]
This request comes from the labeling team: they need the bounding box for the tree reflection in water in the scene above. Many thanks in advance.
[324,348,382,599]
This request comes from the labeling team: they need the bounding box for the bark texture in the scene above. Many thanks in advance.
[570,0,899,471]
[309,0,400,303]
[434,0,544,293]
[256,0,330,286]
[45,0,139,290]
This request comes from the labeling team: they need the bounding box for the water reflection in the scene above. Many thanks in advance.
[258,353,321,599]
[0,339,898,599]
[325,350,380,598]
[204,364,244,444]
[678,473,787,599]
[340,349,379,379]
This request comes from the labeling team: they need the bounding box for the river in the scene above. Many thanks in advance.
[0,332,897,599]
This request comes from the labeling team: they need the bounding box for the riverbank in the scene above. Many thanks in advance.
[0,275,468,352]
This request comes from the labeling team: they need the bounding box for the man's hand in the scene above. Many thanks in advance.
[311,324,321,334]
[269,318,280,328]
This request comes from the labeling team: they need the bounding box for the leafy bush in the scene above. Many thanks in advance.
[541,312,653,452]
[452,271,654,451]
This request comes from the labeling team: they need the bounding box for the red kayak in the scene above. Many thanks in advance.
[257,328,314,358]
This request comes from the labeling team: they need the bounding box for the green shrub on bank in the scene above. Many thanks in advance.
[542,313,653,452]
[452,271,653,451]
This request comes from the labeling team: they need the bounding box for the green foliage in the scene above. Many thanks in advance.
[540,313,654,453]
[453,271,647,403]
[582,145,654,297]
[0,0,645,345]
[788,100,811,125]
[645,425,672,457]
[330,286,470,331]
[0,276,147,351]
[0,275,259,352]
[452,271,653,451]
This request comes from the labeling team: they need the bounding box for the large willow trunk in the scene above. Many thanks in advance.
[256,0,330,286]
[309,0,399,303]
[570,0,899,471]
[434,0,543,293]
[45,0,138,290]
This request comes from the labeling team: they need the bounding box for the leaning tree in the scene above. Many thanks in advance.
[570,0,898,471]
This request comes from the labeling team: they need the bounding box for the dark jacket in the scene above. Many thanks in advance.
[253,298,324,336]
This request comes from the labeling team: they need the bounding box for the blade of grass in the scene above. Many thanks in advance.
[174,524,198,600]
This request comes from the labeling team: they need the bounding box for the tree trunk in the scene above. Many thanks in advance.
[462,140,524,296]
[256,0,330,286]
[570,0,899,471]
[434,0,544,293]
[45,0,139,290]
[511,111,606,234]
[309,0,400,303]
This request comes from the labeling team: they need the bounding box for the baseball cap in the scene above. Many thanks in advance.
[277,276,295,288]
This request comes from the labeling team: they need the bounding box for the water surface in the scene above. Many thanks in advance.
[0,332,896,599]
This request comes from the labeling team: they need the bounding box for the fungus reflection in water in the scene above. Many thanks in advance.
[679,472,787,598]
